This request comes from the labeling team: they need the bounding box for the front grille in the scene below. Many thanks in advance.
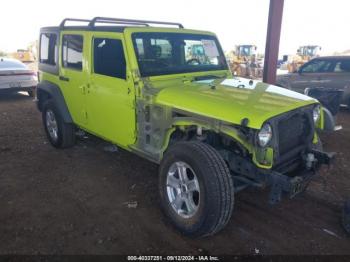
[277,112,311,156]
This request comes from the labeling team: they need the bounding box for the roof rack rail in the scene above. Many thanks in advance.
[88,17,184,29]
[89,18,150,27]
[60,18,90,28]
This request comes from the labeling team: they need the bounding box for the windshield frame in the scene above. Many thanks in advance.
[131,32,228,77]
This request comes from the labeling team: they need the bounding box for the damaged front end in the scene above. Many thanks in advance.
[266,149,335,204]
[228,104,336,204]
[131,74,336,205]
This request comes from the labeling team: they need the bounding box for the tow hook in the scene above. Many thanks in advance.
[305,153,316,170]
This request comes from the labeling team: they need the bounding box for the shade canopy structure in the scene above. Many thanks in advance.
[263,0,285,84]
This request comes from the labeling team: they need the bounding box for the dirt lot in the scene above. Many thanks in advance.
[0,93,349,255]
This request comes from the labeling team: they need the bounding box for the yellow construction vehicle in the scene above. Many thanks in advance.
[10,41,38,63]
[285,45,322,73]
[11,49,35,63]
[226,45,262,78]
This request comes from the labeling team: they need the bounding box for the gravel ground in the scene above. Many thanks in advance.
[0,92,349,255]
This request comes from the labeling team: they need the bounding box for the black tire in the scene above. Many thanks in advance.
[159,141,234,237]
[42,99,75,148]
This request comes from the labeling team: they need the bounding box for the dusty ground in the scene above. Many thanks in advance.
[0,93,349,255]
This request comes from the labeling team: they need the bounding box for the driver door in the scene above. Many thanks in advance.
[85,33,136,148]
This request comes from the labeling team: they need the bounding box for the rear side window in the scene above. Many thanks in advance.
[62,35,83,70]
[93,38,126,79]
[334,60,350,73]
[40,33,57,65]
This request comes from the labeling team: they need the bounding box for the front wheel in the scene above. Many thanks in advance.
[159,141,234,237]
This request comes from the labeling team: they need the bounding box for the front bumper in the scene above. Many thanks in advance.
[266,149,335,204]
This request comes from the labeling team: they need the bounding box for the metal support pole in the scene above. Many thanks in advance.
[263,0,284,84]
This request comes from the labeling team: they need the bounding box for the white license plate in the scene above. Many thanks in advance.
[9,82,21,88]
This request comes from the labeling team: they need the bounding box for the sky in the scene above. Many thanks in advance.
[0,0,349,56]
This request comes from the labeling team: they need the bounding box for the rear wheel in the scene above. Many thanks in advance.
[159,141,234,237]
[42,100,76,148]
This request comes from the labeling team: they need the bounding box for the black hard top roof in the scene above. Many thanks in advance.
[312,56,350,60]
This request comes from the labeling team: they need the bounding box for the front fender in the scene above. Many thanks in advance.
[160,117,255,160]
[161,118,275,169]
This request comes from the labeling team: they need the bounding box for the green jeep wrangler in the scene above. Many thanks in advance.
[37,17,335,237]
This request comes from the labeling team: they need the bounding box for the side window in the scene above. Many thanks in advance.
[334,60,350,73]
[93,38,126,79]
[301,60,333,73]
[40,33,57,65]
[62,35,83,70]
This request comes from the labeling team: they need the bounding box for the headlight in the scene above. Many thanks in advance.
[258,123,273,147]
[313,105,321,123]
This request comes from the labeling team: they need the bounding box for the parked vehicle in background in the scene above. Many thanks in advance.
[280,45,322,73]
[0,58,38,97]
[37,17,335,237]
[276,56,350,108]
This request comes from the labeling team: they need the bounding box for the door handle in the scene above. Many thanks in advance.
[59,75,70,82]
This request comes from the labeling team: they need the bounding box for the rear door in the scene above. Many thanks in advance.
[85,32,136,147]
[321,58,350,104]
[59,32,88,127]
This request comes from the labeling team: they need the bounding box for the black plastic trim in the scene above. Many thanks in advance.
[36,81,73,123]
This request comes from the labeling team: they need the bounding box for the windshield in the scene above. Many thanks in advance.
[132,32,228,77]
[238,46,255,56]
[301,47,319,57]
